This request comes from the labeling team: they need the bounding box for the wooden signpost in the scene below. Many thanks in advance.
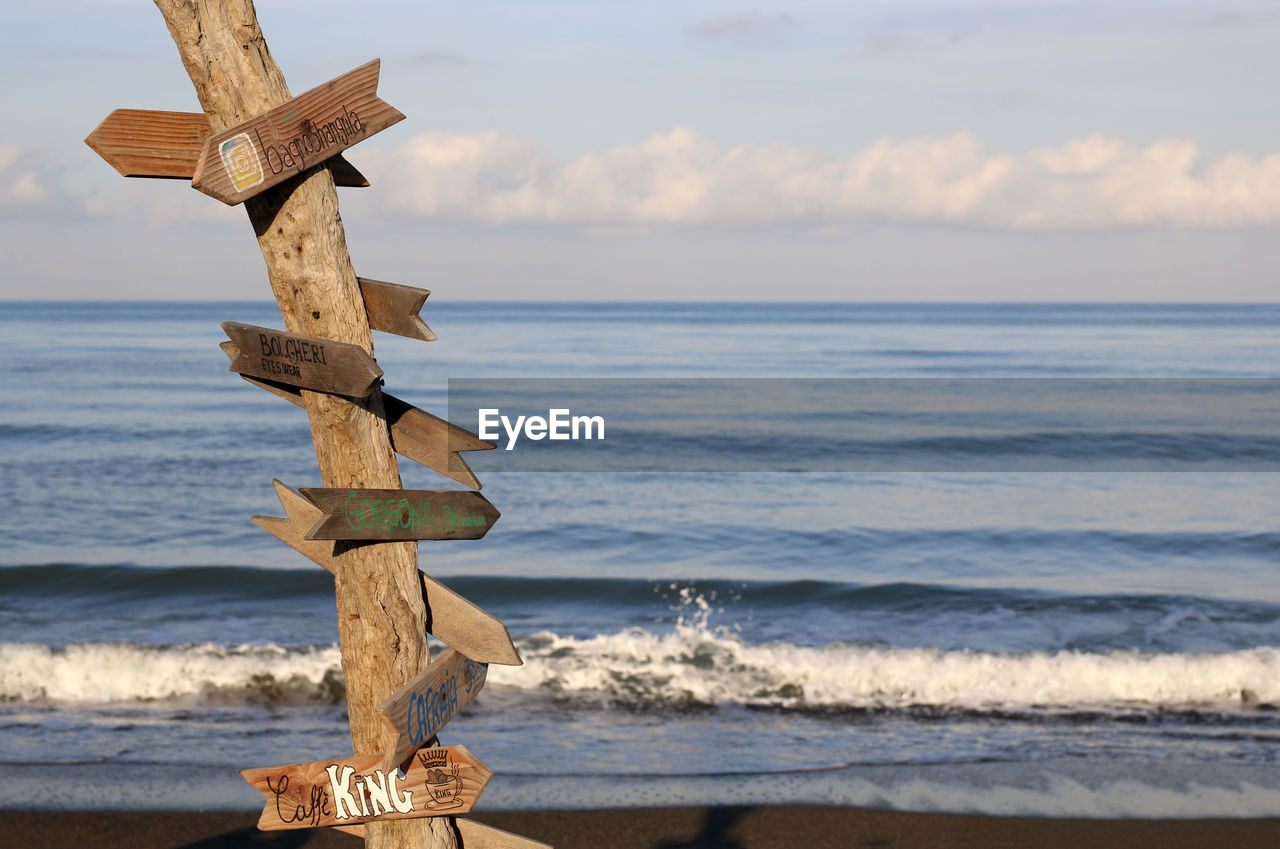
[242,745,492,830]
[90,3,548,848]
[84,108,369,186]
[192,59,404,205]
[222,322,384,397]
[300,487,500,541]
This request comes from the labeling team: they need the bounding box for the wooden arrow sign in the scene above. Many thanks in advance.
[359,278,437,342]
[334,818,553,848]
[300,488,499,541]
[453,820,554,849]
[379,648,488,772]
[252,481,521,666]
[222,352,492,489]
[242,745,491,830]
[84,109,369,186]
[221,322,383,398]
[193,59,404,204]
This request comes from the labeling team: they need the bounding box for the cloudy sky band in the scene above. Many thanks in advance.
[3,1,1278,299]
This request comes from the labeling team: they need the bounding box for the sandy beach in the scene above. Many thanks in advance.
[6,807,1279,849]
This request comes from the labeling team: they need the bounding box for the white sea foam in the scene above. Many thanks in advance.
[0,642,343,704]
[491,622,1280,711]
[2,631,1277,711]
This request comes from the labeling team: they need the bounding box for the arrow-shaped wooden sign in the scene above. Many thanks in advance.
[223,353,492,489]
[379,648,488,772]
[359,277,437,343]
[300,487,499,541]
[242,745,491,830]
[251,481,521,666]
[193,59,404,204]
[84,109,369,186]
[333,818,553,848]
[221,322,384,398]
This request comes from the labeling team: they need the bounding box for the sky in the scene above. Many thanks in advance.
[2,1,1279,301]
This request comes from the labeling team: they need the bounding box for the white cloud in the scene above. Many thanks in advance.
[0,145,55,210]
[684,11,799,46]
[360,128,1280,230]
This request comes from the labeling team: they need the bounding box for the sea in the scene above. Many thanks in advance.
[0,301,1278,818]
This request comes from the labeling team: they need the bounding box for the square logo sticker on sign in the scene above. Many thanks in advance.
[219,133,264,191]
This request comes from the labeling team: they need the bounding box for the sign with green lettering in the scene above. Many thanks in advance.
[299,487,500,541]
[192,59,403,205]
[253,481,522,666]
[221,322,383,398]
[242,745,491,830]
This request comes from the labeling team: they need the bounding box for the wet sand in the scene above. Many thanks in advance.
[6,806,1278,848]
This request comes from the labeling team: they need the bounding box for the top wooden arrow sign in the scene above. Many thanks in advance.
[192,59,404,205]
[85,109,369,187]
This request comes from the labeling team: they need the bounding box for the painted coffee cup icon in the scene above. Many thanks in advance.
[424,767,462,808]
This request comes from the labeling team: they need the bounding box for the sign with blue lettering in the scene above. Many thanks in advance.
[299,487,499,541]
[378,648,488,771]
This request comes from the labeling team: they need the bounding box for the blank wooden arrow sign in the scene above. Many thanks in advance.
[242,745,491,830]
[333,818,553,848]
[193,59,404,204]
[379,648,488,772]
[359,278,437,342]
[221,347,491,489]
[300,488,499,541]
[221,322,383,398]
[84,109,369,186]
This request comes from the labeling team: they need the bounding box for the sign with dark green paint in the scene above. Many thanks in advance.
[300,488,499,541]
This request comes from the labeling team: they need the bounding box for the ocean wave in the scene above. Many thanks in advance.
[0,642,344,705]
[6,624,1273,716]
[491,619,1280,713]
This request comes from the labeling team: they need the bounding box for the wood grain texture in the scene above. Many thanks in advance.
[192,59,403,205]
[153,3,446,847]
[455,819,555,849]
[378,648,488,772]
[383,394,493,490]
[333,819,554,848]
[84,108,368,185]
[252,481,521,666]
[300,488,500,541]
[222,322,384,398]
[223,356,492,489]
[242,745,492,830]
[359,277,437,342]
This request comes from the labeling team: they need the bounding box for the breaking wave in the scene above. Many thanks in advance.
[0,642,344,705]
[4,623,1276,716]
[492,623,1280,715]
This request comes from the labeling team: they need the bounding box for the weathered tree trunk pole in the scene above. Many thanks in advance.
[152,2,454,847]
